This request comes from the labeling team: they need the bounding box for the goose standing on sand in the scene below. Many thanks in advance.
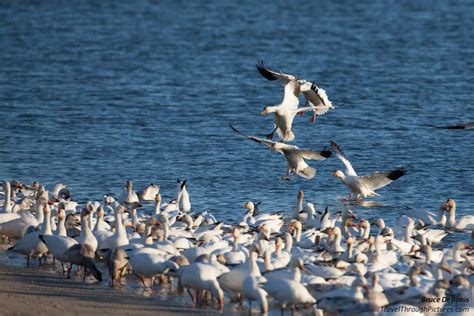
[330,141,406,199]
[442,199,474,230]
[11,203,52,266]
[99,205,129,251]
[256,61,334,141]
[230,124,332,179]
[75,204,98,253]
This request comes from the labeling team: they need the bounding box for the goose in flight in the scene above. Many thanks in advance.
[330,141,406,199]
[229,124,332,179]
[256,61,334,141]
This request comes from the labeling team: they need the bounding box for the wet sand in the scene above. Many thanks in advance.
[0,243,218,316]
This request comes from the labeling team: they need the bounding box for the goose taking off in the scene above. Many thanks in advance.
[256,61,334,141]
[230,124,332,179]
[330,141,406,199]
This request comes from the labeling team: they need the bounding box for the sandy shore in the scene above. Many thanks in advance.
[0,259,215,316]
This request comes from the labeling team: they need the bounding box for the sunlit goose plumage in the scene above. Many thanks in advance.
[177,180,191,212]
[263,258,316,309]
[256,61,334,141]
[120,180,139,204]
[442,198,474,230]
[139,183,160,201]
[218,248,261,297]
[1,181,14,213]
[330,141,406,199]
[242,275,268,314]
[99,204,129,251]
[230,124,332,179]
[127,249,178,287]
[179,254,224,309]
[75,203,98,253]
[11,203,52,265]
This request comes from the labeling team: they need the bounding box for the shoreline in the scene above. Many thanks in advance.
[0,255,215,316]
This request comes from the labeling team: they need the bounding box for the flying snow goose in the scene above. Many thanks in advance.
[256,61,334,141]
[230,124,332,179]
[330,141,406,199]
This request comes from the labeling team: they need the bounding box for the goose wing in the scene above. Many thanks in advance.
[359,168,407,191]
[295,149,332,161]
[229,124,278,149]
[330,141,358,176]
[301,83,334,112]
[256,60,296,82]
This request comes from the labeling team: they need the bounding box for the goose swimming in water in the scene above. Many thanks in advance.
[441,198,474,230]
[230,124,332,179]
[256,61,334,141]
[330,141,406,199]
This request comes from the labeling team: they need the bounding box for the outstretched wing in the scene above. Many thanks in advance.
[256,60,296,83]
[296,149,332,161]
[330,141,358,176]
[359,168,407,191]
[229,124,278,149]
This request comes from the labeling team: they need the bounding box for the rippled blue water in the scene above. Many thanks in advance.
[1,1,473,226]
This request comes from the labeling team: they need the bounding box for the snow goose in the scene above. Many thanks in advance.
[98,204,129,252]
[256,61,334,141]
[230,124,331,179]
[442,198,474,230]
[151,193,161,218]
[218,247,261,299]
[223,226,247,265]
[139,183,160,201]
[1,181,14,213]
[127,249,178,287]
[330,141,406,199]
[75,204,98,253]
[262,257,316,311]
[179,254,224,309]
[177,180,191,212]
[11,203,52,266]
[242,275,268,314]
[120,180,139,204]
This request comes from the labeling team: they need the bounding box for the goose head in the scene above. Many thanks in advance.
[243,201,255,214]
[441,198,456,212]
[330,170,345,179]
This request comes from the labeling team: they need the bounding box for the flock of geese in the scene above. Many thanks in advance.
[0,63,473,315]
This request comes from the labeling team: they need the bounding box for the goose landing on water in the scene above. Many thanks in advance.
[330,141,406,199]
[229,124,331,180]
[256,61,334,141]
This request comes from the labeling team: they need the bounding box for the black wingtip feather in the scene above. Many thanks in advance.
[256,60,278,81]
[387,167,407,181]
[321,150,332,158]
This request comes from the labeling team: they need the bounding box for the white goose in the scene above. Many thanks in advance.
[230,124,332,179]
[442,198,474,230]
[242,275,268,314]
[98,205,129,251]
[127,249,179,287]
[263,257,316,310]
[177,180,191,212]
[330,141,406,199]
[139,183,160,201]
[120,180,139,204]
[218,248,261,299]
[11,203,52,266]
[256,61,334,141]
[179,254,224,309]
[75,204,98,252]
